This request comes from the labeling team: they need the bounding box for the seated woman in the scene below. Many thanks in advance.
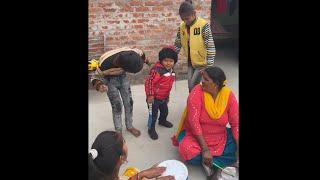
[89,130,175,180]
[172,66,239,179]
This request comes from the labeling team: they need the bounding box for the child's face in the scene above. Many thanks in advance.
[180,12,196,26]
[161,58,175,70]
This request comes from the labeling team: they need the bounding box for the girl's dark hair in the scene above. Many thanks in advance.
[117,51,144,73]
[88,131,124,180]
[179,1,194,16]
[159,47,178,64]
[204,66,226,90]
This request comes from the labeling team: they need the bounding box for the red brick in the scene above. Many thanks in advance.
[133,13,143,18]
[123,20,130,23]
[153,29,163,33]
[135,7,150,12]
[134,24,144,29]
[147,13,158,18]
[103,8,117,13]
[89,40,102,44]
[89,48,103,52]
[167,18,177,22]
[89,7,103,13]
[131,19,137,23]
[130,35,145,40]
[102,14,112,18]
[145,1,160,6]
[119,36,128,40]
[98,2,113,7]
[107,20,120,24]
[116,14,123,18]
[161,1,173,6]
[101,26,108,30]
[106,41,119,46]
[89,15,96,19]
[152,7,164,11]
[90,44,104,48]
[138,19,149,23]
[129,1,143,6]
[122,6,134,12]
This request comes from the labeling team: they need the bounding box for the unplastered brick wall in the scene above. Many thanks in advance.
[89,0,212,85]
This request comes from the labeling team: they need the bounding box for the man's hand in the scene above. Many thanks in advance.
[105,68,124,75]
[98,84,108,93]
[96,66,124,76]
[144,57,151,65]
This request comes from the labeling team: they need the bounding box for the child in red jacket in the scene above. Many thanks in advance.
[145,46,178,140]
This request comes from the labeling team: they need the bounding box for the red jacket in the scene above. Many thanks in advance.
[145,62,175,100]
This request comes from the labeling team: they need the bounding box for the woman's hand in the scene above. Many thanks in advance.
[202,149,213,168]
[156,176,175,180]
[139,166,174,179]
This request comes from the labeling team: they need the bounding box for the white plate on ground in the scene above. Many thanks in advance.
[158,160,188,180]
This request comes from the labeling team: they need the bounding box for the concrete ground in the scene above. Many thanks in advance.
[89,46,238,179]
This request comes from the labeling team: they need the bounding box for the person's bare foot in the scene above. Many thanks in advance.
[127,127,141,137]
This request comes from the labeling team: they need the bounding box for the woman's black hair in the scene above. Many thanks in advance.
[179,0,194,16]
[88,131,124,180]
[159,47,178,64]
[204,66,226,90]
[116,51,144,73]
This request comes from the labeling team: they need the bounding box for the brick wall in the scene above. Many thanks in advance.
[89,0,212,85]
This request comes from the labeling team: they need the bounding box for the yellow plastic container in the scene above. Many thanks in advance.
[123,167,140,178]
[88,59,99,71]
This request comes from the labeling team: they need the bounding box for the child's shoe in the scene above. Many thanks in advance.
[148,128,158,140]
[159,120,173,128]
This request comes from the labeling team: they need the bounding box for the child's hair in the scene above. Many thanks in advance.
[159,46,178,64]
[116,51,144,73]
[179,0,194,16]
[185,0,193,4]
[89,131,124,180]
[204,66,227,91]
